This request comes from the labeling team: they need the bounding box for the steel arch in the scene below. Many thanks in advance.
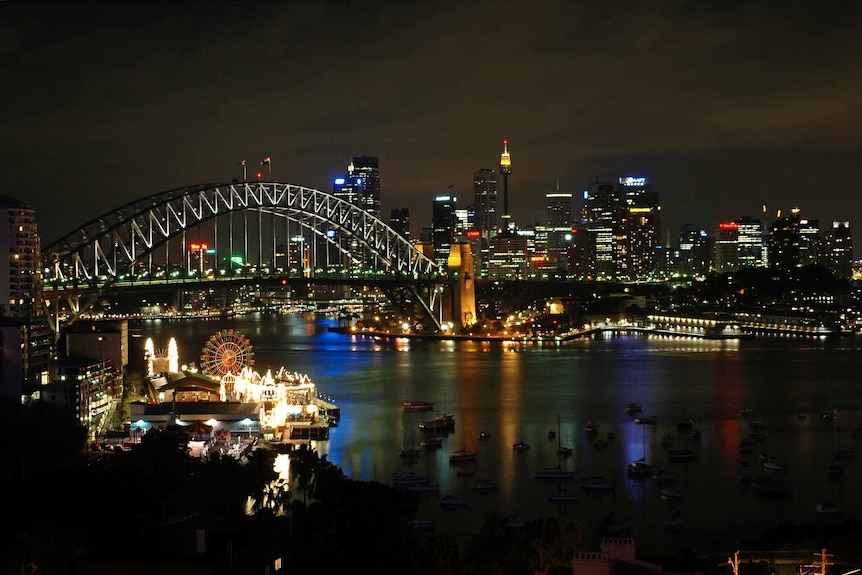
[42,182,439,284]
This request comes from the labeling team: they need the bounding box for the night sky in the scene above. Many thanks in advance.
[4,1,862,251]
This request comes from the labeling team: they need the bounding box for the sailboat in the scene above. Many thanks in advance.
[449,412,477,464]
[628,422,659,478]
[556,414,574,457]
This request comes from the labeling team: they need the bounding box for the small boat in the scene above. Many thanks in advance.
[580,477,614,491]
[676,419,693,431]
[535,466,577,480]
[816,502,843,515]
[627,459,659,479]
[626,402,642,414]
[558,445,574,456]
[751,475,791,495]
[762,459,787,472]
[392,472,430,486]
[827,461,844,479]
[407,482,440,493]
[664,512,685,528]
[403,400,434,412]
[547,490,579,502]
[653,470,679,486]
[512,441,530,451]
[399,448,421,460]
[668,449,695,463]
[420,436,443,449]
[585,421,599,434]
[737,439,755,453]
[439,494,470,509]
[470,478,498,491]
[410,517,434,529]
[634,415,657,425]
[660,488,682,499]
[449,450,477,463]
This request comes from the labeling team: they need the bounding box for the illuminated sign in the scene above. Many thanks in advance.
[230,256,244,265]
[334,178,345,185]
[326,230,336,238]
[583,190,589,200]
[189,243,209,251]
[435,195,452,202]
[629,207,653,213]
[719,222,739,230]
[531,255,546,262]
[619,176,647,187]
[466,230,481,238]
[205,249,216,255]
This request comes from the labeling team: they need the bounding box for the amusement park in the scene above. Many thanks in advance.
[129,328,338,453]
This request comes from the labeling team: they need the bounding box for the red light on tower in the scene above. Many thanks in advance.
[256,171,263,180]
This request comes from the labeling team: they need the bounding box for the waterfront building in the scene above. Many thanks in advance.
[473,168,498,239]
[0,195,43,317]
[42,357,121,439]
[0,195,53,400]
[389,208,410,239]
[63,320,129,375]
[821,221,853,278]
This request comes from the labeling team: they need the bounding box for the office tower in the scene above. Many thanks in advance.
[737,216,765,269]
[488,232,528,279]
[798,217,821,267]
[822,221,853,278]
[546,186,573,228]
[712,222,739,273]
[389,208,410,239]
[431,195,457,269]
[616,177,661,280]
[473,168,498,239]
[767,208,803,272]
[582,182,616,279]
[333,156,381,218]
[677,224,710,276]
[0,195,52,399]
[499,140,512,233]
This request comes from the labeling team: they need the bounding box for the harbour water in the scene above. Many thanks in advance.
[138,312,862,554]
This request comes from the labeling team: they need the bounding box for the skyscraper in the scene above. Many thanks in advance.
[389,208,410,239]
[472,168,498,239]
[333,156,381,218]
[822,221,853,278]
[431,195,457,269]
[546,187,573,228]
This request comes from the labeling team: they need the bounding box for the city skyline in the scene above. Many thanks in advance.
[4,1,862,250]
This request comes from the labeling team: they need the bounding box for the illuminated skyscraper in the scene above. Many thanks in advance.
[472,168,498,239]
[546,187,573,228]
[822,221,853,278]
[333,156,381,218]
[389,208,410,239]
[432,195,457,269]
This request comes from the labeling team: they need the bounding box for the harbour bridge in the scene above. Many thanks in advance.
[41,181,451,334]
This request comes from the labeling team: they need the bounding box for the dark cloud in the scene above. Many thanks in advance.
[3,0,862,249]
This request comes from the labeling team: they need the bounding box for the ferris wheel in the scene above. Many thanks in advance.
[200,329,255,378]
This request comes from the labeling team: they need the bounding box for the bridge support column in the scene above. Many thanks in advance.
[446,242,477,332]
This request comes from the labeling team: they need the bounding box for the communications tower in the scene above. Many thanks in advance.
[499,139,512,234]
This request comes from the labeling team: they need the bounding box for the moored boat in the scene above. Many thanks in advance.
[535,466,577,480]
[634,415,657,425]
[439,494,470,509]
[626,402,643,414]
[512,441,530,451]
[403,400,434,412]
